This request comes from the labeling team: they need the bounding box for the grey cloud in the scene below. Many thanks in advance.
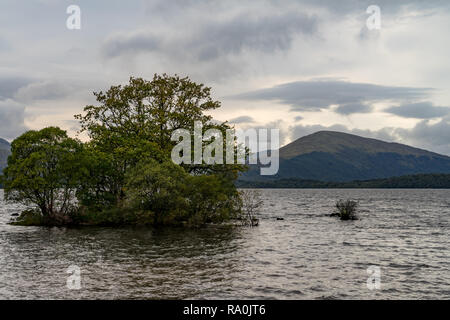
[147,0,219,14]
[0,76,33,100]
[14,80,80,103]
[0,36,10,51]
[357,26,380,42]
[293,0,450,15]
[102,11,318,61]
[232,79,432,112]
[335,103,373,115]
[97,0,450,83]
[229,116,255,124]
[396,118,450,153]
[190,12,318,61]
[238,119,290,147]
[257,119,290,147]
[0,99,28,140]
[266,119,290,147]
[64,119,81,133]
[384,102,450,119]
[102,32,161,58]
[149,0,450,17]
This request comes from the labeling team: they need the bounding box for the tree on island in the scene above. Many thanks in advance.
[2,74,249,226]
[1,127,85,224]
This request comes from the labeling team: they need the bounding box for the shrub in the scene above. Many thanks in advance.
[333,199,359,220]
[125,159,190,225]
[125,159,243,226]
[186,174,241,225]
[10,209,44,226]
[239,189,263,226]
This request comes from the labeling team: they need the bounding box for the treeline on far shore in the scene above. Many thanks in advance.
[236,173,450,189]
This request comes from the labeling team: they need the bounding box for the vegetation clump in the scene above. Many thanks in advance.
[239,189,263,226]
[10,209,44,226]
[331,199,359,220]
[1,74,254,227]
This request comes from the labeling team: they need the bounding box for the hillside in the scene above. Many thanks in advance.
[241,131,450,182]
[279,131,437,159]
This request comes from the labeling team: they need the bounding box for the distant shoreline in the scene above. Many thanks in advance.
[3,173,450,190]
[237,173,450,189]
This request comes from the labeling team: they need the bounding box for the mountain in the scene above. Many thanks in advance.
[0,138,11,173]
[241,131,450,182]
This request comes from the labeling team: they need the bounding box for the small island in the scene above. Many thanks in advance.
[1,74,253,227]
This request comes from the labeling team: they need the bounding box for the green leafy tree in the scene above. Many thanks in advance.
[75,138,164,209]
[125,159,190,225]
[2,127,84,224]
[125,159,242,226]
[185,174,242,225]
[75,74,220,152]
[75,74,246,207]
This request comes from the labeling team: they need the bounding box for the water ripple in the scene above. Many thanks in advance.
[0,189,449,299]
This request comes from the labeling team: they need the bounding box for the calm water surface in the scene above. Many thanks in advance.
[0,189,449,299]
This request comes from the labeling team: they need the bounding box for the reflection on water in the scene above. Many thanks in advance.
[0,189,449,299]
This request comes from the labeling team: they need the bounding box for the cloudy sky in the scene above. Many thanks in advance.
[1,0,450,154]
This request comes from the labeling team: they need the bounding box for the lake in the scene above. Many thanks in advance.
[0,189,449,299]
